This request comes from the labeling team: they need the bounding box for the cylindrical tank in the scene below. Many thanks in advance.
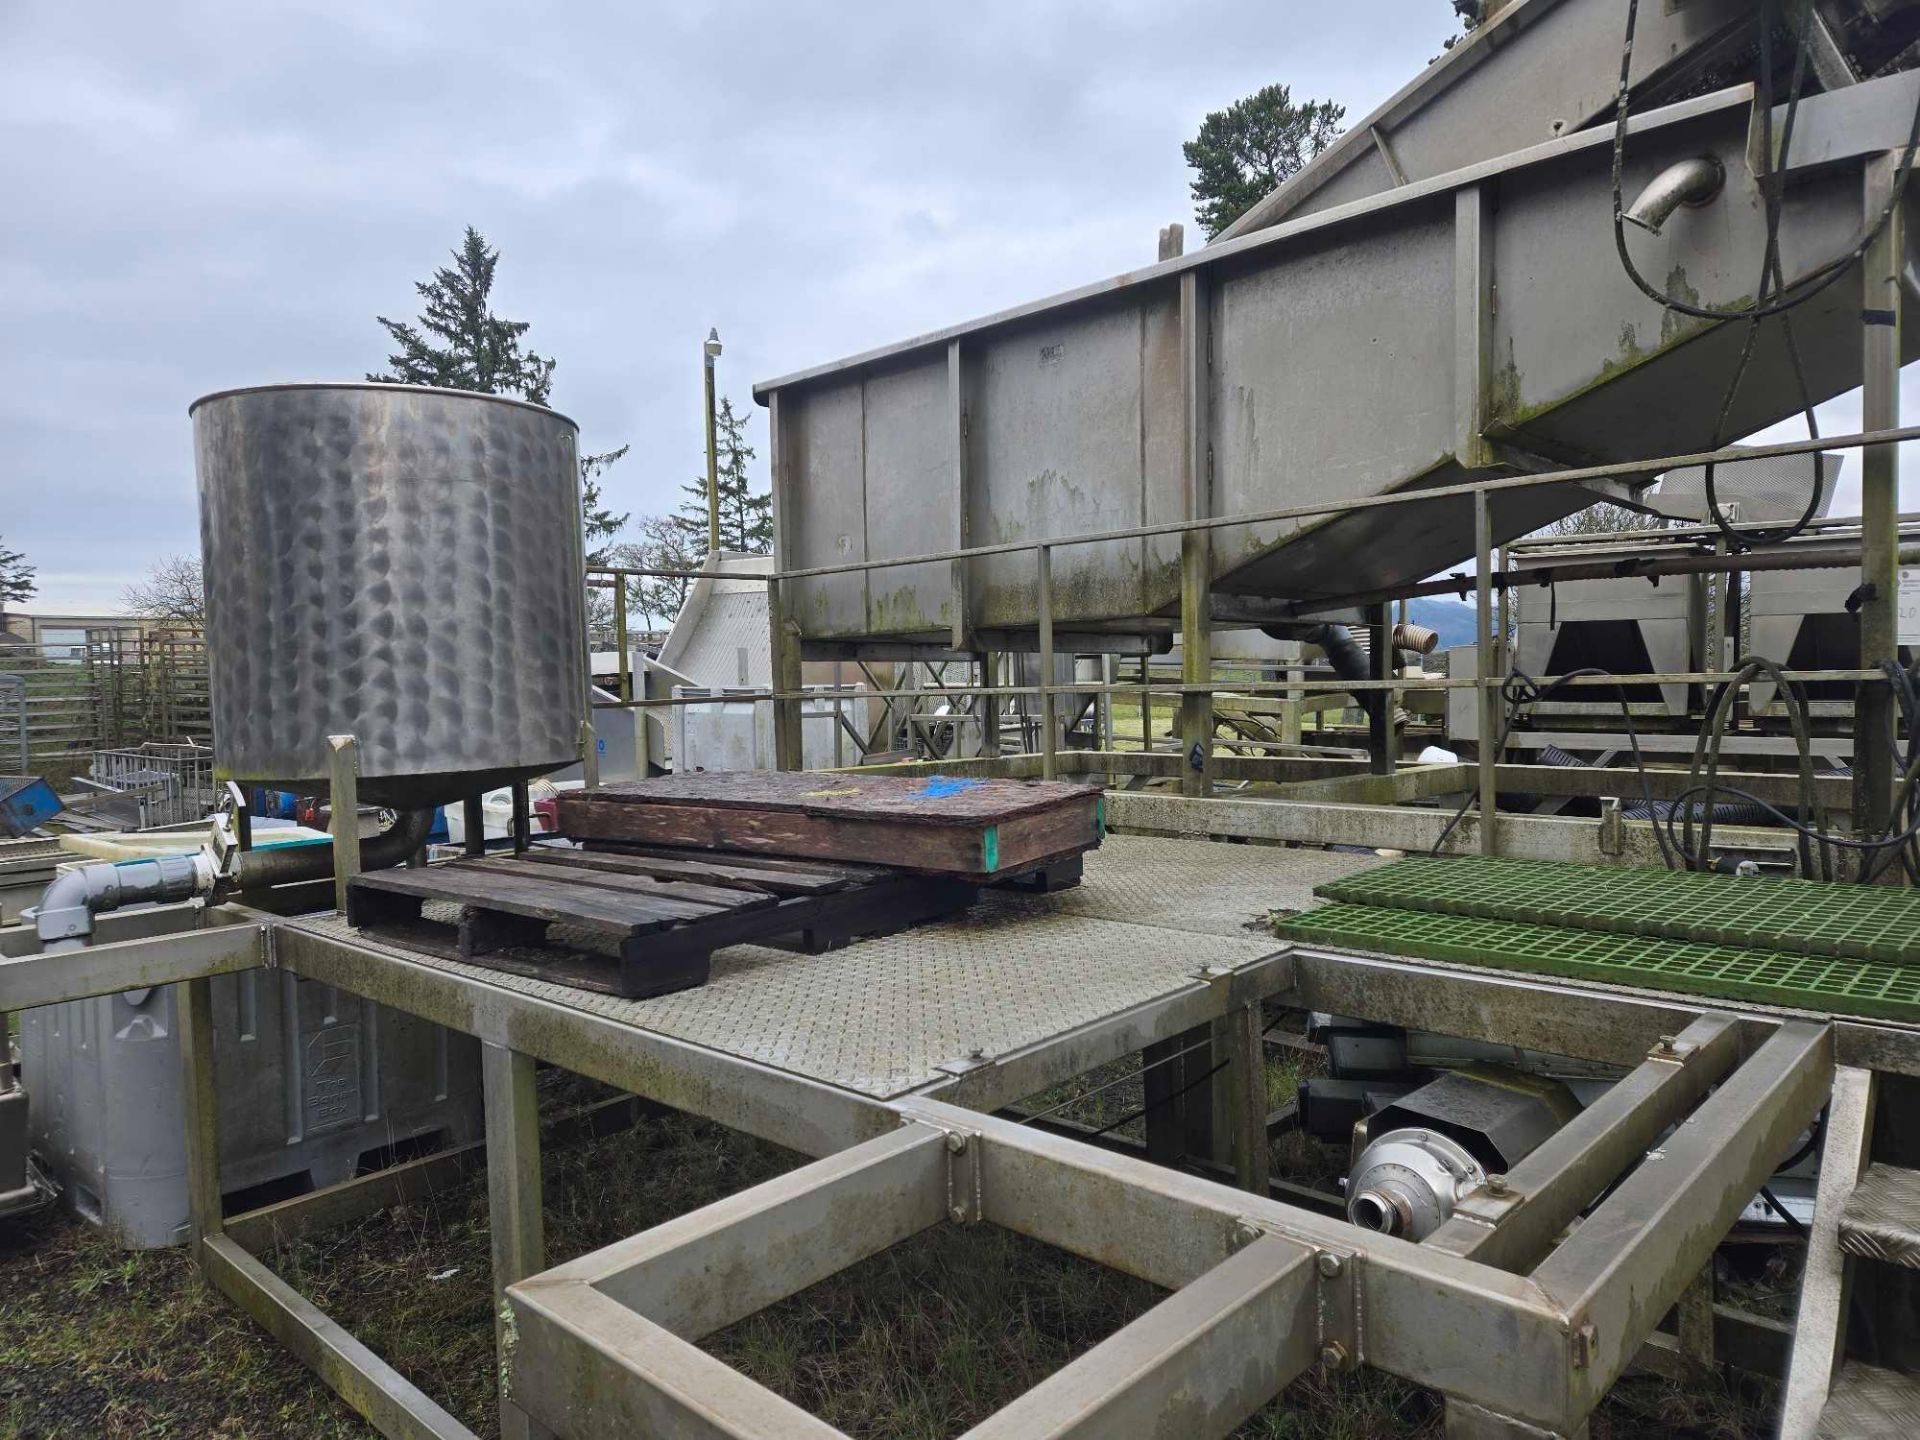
[191,382,585,808]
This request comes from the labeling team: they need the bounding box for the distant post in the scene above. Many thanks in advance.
[703,328,724,558]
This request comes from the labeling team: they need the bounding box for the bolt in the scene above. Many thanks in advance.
[1319,1340,1349,1370]
[1234,1221,1262,1247]
[967,1046,985,1061]
[949,1205,968,1225]
[1486,1174,1509,1197]
[945,1132,969,1155]
[1655,1034,1677,1054]
[1316,1252,1345,1279]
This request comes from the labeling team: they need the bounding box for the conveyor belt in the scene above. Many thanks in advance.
[1315,856,1920,964]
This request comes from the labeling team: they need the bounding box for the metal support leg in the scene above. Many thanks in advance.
[1780,1066,1879,1438]
[327,735,362,917]
[510,781,531,855]
[177,974,223,1255]
[1675,1265,1716,1377]
[1224,1003,1267,1195]
[463,795,486,859]
[1178,267,1212,797]
[484,1044,549,1440]
[1369,601,1395,776]
[769,578,805,773]
[1855,151,1903,834]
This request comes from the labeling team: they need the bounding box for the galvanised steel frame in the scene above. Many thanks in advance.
[9,890,1920,1440]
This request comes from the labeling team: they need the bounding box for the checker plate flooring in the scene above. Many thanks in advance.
[284,832,1360,1099]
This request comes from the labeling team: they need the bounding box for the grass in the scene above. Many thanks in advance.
[0,1056,1784,1439]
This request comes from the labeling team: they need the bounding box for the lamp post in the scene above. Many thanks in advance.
[703,328,723,559]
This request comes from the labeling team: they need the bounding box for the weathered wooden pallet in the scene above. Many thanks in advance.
[556,772,1103,881]
[344,846,978,998]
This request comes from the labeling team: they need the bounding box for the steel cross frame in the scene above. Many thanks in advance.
[8,895,1913,1439]
[499,1004,1841,1439]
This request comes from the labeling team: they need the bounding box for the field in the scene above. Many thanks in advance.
[1,1052,1780,1439]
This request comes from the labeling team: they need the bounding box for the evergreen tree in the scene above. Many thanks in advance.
[369,226,557,403]
[0,536,34,608]
[676,398,771,554]
[1183,85,1345,239]
[580,445,632,565]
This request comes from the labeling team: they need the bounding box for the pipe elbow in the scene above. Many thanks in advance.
[29,853,214,949]
[1623,156,1725,237]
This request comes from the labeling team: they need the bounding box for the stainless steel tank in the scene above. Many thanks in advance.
[190,382,586,808]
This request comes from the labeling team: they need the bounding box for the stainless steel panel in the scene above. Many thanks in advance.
[192,383,584,806]
[863,357,954,634]
[783,379,869,635]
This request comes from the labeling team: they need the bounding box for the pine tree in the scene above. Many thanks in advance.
[1183,85,1345,239]
[0,535,34,609]
[676,398,771,554]
[369,226,557,403]
[580,446,632,565]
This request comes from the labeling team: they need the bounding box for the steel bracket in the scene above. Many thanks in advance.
[1241,1216,1363,1370]
[943,1128,983,1226]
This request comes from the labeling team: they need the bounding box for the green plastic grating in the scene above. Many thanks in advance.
[1314,856,1920,965]
[1278,904,1920,1025]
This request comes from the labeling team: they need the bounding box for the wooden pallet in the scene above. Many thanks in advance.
[344,847,978,998]
[556,772,1103,880]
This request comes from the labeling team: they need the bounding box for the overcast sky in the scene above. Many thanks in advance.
[2,0,1912,614]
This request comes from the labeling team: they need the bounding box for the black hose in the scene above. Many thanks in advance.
[227,808,434,892]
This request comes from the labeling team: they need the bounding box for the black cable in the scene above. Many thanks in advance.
[1611,0,1920,550]
[1757,1184,1808,1238]
[1431,666,1677,868]
[1086,1060,1228,1140]
[1611,0,1920,326]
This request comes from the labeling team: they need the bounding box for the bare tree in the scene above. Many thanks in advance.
[123,555,206,626]
[625,515,699,632]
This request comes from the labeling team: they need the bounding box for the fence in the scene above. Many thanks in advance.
[0,627,210,786]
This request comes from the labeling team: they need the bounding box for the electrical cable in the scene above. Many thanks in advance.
[1611,0,1920,326]
[1611,0,1920,550]
[1430,666,1678,868]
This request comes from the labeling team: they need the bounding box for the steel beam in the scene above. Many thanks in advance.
[510,1279,846,1440]
[1532,1021,1835,1423]
[1178,267,1212,798]
[956,1235,1317,1440]
[0,921,262,1011]
[1106,789,1792,869]
[1425,1014,1743,1271]
[1778,1065,1880,1438]
[201,1234,477,1440]
[0,895,213,958]
[270,921,893,1157]
[544,1125,949,1339]
[920,952,1291,1116]
[897,1097,1573,1427]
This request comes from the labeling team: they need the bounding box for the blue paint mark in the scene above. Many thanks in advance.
[921,776,984,799]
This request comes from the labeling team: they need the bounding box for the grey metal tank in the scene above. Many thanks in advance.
[190,382,586,808]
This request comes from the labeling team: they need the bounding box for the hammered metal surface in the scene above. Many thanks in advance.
[1025,835,1381,937]
[1838,1164,1920,1268]
[192,383,585,806]
[1816,1361,1920,1438]
[287,887,1277,1100]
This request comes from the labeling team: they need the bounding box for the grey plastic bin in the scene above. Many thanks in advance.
[21,970,483,1248]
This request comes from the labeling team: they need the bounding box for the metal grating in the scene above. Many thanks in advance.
[1316,856,1920,964]
[289,897,1279,1100]
[1838,1164,1920,1269]
[1816,1361,1920,1439]
[1276,904,1920,1025]
[1017,835,1381,937]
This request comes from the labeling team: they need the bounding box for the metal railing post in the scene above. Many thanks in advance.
[1474,490,1498,855]
[1038,544,1056,781]
[613,577,631,704]
[326,735,362,915]
[1856,151,1903,834]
